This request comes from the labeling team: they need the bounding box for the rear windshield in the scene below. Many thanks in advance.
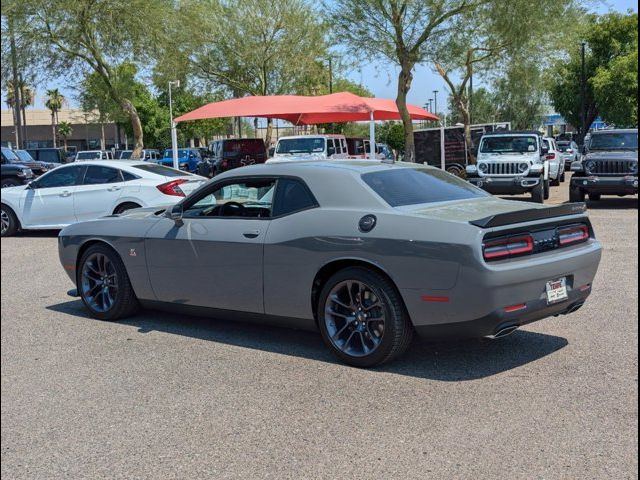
[362,168,488,207]
[223,140,265,154]
[162,149,191,158]
[119,151,133,159]
[15,150,34,162]
[481,136,538,154]
[557,142,572,152]
[132,164,192,177]
[276,138,325,154]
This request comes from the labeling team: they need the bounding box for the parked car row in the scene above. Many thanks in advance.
[465,128,637,204]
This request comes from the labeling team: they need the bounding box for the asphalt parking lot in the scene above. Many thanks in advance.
[1,178,638,479]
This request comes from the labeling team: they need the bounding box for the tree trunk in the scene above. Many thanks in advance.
[461,106,475,165]
[120,99,143,159]
[51,112,57,148]
[63,137,68,150]
[100,122,106,150]
[396,64,415,162]
[265,118,273,150]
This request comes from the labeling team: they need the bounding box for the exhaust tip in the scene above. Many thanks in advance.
[485,324,519,340]
[564,302,585,315]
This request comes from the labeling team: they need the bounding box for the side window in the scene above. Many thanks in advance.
[334,139,342,154]
[121,170,138,182]
[183,178,277,219]
[36,166,85,188]
[327,139,336,157]
[272,178,317,217]
[83,166,122,185]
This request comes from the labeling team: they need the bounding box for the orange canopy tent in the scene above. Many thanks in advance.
[173,92,438,159]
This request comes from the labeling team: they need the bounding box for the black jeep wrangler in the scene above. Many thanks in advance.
[1,147,35,188]
[570,129,638,202]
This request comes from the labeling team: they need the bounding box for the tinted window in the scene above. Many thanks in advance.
[84,166,122,184]
[15,150,34,162]
[272,178,317,216]
[223,140,266,154]
[481,136,538,153]
[76,151,102,160]
[119,151,133,159]
[38,150,63,163]
[121,170,138,181]
[276,138,325,154]
[590,132,638,150]
[36,166,85,188]
[362,168,489,207]
[132,163,191,177]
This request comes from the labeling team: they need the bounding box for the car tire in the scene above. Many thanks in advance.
[317,267,414,368]
[77,244,139,321]
[113,202,142,215]
[531,178,545,204]
[560,171,566,183]
[543,178,551,199]
[1,204,19,237]
[1,178,21,188]
[569,185,586,203]
[589,193,602,201]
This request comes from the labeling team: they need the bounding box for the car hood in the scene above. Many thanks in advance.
[401,196,547,224]
[585,150,638,161]
[113,205,170,219]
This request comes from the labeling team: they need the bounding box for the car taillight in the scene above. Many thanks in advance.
[558,224,589,246]
[157,179,188,197]
[483,235,534,261]
[546,153,556,160]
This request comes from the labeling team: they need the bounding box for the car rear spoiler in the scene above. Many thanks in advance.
[470,203,588,228]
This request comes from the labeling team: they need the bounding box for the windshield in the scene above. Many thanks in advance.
[119,151,133,159]
[14,150,34,162]
[480,136,538,154]
[1,148,20,162]
[276,138,325,154]
[132,163,192,177]
[162,149,191,158]
[362,168,489,207]
[223,140,265,154]
[557,142,573,152]
[589,132,638,150]
[76,151,101,160]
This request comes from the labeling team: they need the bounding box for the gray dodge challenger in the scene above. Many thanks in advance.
[59,160,602,367]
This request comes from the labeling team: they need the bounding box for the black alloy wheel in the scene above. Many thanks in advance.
[78,244,139,320]
[318,267,414,368]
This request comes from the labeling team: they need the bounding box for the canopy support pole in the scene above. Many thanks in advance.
[369,111,376,160]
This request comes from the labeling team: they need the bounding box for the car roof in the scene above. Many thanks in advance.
[483,130,542,137]
[220,159,427,177]
[591,129,638,135]
[277,135,344,140]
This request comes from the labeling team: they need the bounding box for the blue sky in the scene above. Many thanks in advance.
[345,0,638,109]
[30,0,638,110]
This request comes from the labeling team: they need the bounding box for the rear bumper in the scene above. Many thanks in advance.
[415,287,591,339]
[468,176,540,194]
[570,175,638,195]
[401,239,602,339]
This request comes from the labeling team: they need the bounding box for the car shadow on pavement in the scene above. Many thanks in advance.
[47,300,568,382]
[13,229,60,238]
[579,197,639,210]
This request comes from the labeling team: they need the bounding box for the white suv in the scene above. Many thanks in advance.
[466,131,550,203]
[269,135,349,162]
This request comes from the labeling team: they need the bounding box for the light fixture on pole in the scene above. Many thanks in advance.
[169,80,180,170]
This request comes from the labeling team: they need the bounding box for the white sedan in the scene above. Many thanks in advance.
[1,160,206,237]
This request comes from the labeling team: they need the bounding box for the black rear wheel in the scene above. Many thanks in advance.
[531,178,545,204]
[113,202,142,215]
[78,244,139,321]
[317,267,414,368]
[569,185,586,203]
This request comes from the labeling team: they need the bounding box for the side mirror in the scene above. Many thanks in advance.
[167,204,183,224]
[27,181,37,190]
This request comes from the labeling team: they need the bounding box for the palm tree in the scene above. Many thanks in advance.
[45,88,65,148]
[6,80,33,147]
[58,121,73,151]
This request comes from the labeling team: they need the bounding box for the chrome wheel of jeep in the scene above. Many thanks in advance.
[324,280,386,358]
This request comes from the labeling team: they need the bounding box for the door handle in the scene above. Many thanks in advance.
[60,190,72,197]
[108,186,122,192]
[243,230,261,239]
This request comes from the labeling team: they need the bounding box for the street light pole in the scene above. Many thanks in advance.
[328,57,333,94]
[580,41,587,139]
[169,80,180,170]
[433,90,438,117]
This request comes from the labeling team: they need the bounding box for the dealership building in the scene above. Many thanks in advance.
[1,108,129,151]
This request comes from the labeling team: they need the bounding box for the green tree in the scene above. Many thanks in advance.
[177,0,329,147]
[25,0,173,158]
[58,121,73,150]
[45,88,64,148]
[446,87,497,126]
[376,122,405,155]
[434,0,581,162]
[548,12,639,138]
[329,0,483,161]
